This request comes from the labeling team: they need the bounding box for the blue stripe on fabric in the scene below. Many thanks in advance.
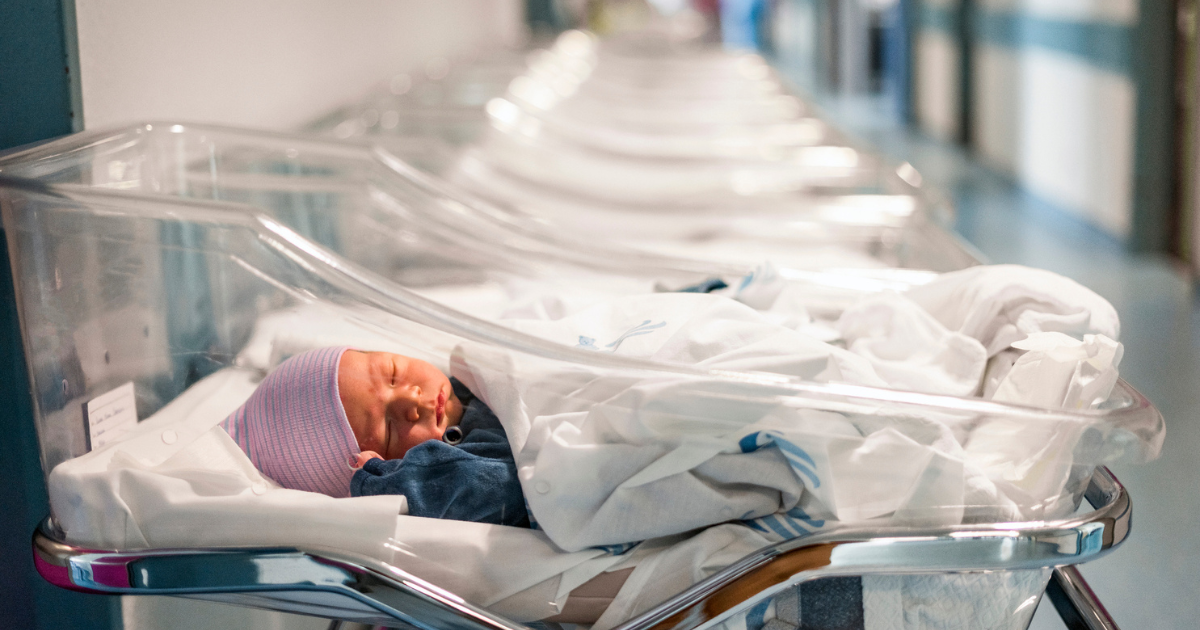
[739,431,821,487]
[781,453,821,487]
[779,515,812,537]
[785,507,826,528]
[747,512,820,542]
[744,510,828,542]
[761,515,797,539]
[775,446,820,488]
[974,12,1132,75]
[745,598,772,630]
[773,439,817,468]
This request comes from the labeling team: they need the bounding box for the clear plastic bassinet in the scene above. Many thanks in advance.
[0,127,1164,630]
[310,31,959,267]
[0,122,976,311]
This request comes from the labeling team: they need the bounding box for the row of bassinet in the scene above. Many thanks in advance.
[0,29,1154,630]
[313,30,971,274]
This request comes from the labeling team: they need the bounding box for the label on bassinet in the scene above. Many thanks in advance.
[83,382,137,451]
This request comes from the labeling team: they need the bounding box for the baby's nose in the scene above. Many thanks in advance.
[396,386,423,420]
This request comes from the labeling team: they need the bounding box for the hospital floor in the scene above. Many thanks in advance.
[816,94,1200,629]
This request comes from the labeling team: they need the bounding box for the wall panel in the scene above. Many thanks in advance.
[915,30,960,140]
[75,0,523,130]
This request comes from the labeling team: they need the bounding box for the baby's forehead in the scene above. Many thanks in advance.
[360,350,408,360]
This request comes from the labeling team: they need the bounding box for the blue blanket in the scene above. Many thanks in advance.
[350,378,529,527]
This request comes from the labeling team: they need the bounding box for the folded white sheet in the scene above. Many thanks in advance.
[49,367,405,558]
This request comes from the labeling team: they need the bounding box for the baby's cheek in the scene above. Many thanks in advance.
[347,419,381,454]
[447,398,465,426]
[362,430,387,454]
[399,427,438,455]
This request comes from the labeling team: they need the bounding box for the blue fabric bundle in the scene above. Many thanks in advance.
[350,378,529,527]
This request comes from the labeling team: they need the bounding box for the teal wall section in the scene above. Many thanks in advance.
[0,0,81,147]
[0,1,120,629]
[770,0,825,92]
[919,4,958,35]
[1129,0,1178,252]
[973,13,1132,74]
[920,6,1134,74]
[957,0,975,145]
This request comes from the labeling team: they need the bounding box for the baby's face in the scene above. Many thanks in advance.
[338,350,463,459]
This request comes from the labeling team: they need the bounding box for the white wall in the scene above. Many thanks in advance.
[1014,50,1135,236]
[970,38,1136,238]
[914,29,959,141]
[75,0,523,131]
[970,0,1139,237]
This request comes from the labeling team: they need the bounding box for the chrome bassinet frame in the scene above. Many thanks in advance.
[34,467,1128,630]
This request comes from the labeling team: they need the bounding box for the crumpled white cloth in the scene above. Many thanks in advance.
[448,269,1127,549]
[452,293,1023,551]
[905,264,1119,356]
[499,292,886,386]
[838,292,987,397]
[964,332,1125,518]
[991,332,1123,409]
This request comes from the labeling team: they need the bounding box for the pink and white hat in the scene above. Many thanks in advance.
[222,346,360,498]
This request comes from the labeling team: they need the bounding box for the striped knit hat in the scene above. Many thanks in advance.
[222,346,359,497]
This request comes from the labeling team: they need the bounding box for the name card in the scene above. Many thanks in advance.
[84,382,138,451]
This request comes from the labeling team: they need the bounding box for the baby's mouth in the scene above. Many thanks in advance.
[436,391,446,426]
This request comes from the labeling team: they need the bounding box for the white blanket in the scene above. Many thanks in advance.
[447,266,1124,550]
[451,308,990,550]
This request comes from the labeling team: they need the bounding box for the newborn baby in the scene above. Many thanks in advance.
[221,346,529,526]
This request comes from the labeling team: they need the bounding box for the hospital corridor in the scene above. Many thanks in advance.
[1,1,1197,629]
